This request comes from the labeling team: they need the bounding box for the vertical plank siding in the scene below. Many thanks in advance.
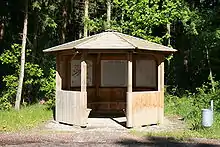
[132,91,163,127]
[56,90,85,125]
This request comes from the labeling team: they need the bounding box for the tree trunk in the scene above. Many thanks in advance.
[61,0,67,43]
[166,23,171,85]
[206,48,215,92]
[15,0,28,110]
[84,0,89,38]
[32,12,38,63]
[167,23,171,46]
[0,22,4,40]
[107,0,111,29]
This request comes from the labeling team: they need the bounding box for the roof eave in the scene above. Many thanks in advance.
[43,47,74,53]
[138,47,177,53]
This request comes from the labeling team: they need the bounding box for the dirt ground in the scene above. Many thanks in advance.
[0,117,220,147]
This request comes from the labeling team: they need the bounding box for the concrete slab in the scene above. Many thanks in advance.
[44,117,128,132]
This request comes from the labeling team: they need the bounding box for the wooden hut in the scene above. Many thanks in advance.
[43,31,177,128]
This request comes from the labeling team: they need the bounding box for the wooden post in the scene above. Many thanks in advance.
[160,58,164,124]
[157,55,164,124]
[80,52,87,127]
[157,58,161,91]
[126,52,133,128]
[56,54,62,121]
[95,53,101,101]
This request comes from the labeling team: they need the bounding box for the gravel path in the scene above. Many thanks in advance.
[1,117,220,146]
[1,131,220,147]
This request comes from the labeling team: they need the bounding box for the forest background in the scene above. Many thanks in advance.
[1,0,220,132]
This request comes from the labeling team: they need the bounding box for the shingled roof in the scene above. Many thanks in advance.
[43,31,177,53]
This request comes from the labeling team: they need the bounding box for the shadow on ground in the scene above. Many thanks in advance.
[116,136,218,147]
[89,111,128,128]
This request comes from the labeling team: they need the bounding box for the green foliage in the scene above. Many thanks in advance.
[88,18,106,32]
[0,44,55,110]
[40,68,56,109]
[165,81,220,131]
[112,0,192,43]
[0,104,52,132]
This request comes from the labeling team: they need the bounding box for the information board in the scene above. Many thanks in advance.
[136,60,156,87]
[71,60,93,87]
[101,60,127,87]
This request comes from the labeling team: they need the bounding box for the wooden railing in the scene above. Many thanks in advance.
[131,91,163,126]
[56,90,90,126]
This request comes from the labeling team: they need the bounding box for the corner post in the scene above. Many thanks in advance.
[55,54,62,122]
[160,57,164,124]
[157,55,164,124]
[126,52,133,128]
[80,52,87,127]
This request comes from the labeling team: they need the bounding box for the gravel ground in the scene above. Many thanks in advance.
[1,117,220,147]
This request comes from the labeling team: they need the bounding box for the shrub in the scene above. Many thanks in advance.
[165,81,220,130]
[0,44,55,110]
[39,68,55,109]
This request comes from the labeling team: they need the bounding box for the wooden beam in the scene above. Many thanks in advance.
[157,56,164,124]
[56,54,62,91]
[81,61,87,93]
[126,52,133,128]
[55,54,62,122]
[95,53,101,101]
[67,58,71,90]
[133,55,136,88]
[160,57,164,124]
[78,49,133,54]
[80,52,87,127]
[157,59,161,91]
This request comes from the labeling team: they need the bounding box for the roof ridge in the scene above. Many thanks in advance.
[113,32,137,48]
[114,32,177,52]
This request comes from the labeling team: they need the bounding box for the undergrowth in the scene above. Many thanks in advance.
[163,81,220,138]
[0,104,52,132]
[133,82,220,139]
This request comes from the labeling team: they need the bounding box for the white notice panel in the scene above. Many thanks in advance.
[136,60,156,87]
[71,60,93,87]
[101,60,127,87]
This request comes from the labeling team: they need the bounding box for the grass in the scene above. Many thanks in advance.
[0,104,52,132]
[131,128,220,141]
[130,130,203,141]
[131,94,220,140]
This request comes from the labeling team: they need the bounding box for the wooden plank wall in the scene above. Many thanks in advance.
[132,91,162,127]
[56,90,84,125]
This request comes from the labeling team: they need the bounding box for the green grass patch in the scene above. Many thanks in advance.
[164,94,220,138]
[130,130,203,141]
[131,128,220,141]
[162,94,220,139]
[0,104,52,132]
[131,90,220,139]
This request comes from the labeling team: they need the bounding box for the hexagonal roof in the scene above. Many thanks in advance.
[43,31,177,53]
